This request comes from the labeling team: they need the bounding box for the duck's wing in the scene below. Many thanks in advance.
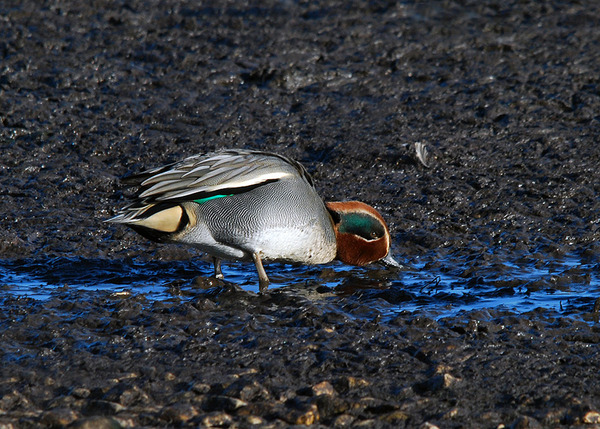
[122,149,314,204]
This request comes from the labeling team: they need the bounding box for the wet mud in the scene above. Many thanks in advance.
[2,0,600,427]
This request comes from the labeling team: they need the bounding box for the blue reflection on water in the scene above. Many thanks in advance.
[0,252,598,320]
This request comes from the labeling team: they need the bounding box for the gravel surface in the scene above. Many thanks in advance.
[2,0,600,427]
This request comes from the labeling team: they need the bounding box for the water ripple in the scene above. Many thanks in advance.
[0,251,598,321]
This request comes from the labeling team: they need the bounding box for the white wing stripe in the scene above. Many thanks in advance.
[139,179,195,198]
[141,170,189,186]
[181,165,211,178]
[155,171,293,201]
[193,165,236,182]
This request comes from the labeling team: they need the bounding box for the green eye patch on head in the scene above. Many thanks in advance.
[337,212,386,240]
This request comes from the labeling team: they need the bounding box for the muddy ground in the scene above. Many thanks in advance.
[1,0,600,427]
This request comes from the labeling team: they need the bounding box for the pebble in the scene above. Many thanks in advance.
[351,396,398,414]
[202,395,247,412]
[283,403,319,425]
[312,394,349,418]
[332,414,355,427]
[382,410,409,423]
[353,419,378,427]
[40,407,79,426]
[104,384,150,407]
[442,407,459,419]
[69,416,122,429]
[71,388,91,399]
[243,415,265,425]
[416,373,460,393]
[222,379,270,401]
[509,415,543,429]
[312,381,336,397]
[201,412,233,427]
[332,376,370,393]
[84,400,126,415]
[159,402,198,424]
[420,423,440,429]
[190,382,211,394]
[112,416,138,428]
[539,408,563,425]
[583,411,600,424]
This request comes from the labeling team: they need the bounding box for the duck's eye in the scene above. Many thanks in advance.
[338,213,385,241]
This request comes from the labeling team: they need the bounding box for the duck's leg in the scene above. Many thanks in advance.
[213,257,224,279]
[252,252,270,292]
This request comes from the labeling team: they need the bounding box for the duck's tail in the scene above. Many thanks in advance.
[105,203,191,243]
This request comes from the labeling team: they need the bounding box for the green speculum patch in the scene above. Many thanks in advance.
[338,212,385,240]
[193,194,233,204]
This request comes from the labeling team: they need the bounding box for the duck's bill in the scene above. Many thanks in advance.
[379,253,403,269]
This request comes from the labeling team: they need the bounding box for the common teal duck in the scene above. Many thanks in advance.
[107,149,400,290]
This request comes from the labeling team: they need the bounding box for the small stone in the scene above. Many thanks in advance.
[237,401,281,421]
[382,410,409,423]
[510,415,543,429]
[202,395,247,412]
[333,414,355,427]
[353,419,378,427]
[312,394,349,418]
[440,373,460,387]
[40,408,79,427]
[416,374,460,393]
[233,368,259,377]
[312,381,336,397]
[283,403,319,425]
[352,397,398,415]
[111,372,139,382]
[393,386,415,400]
[160,403,198,424]
[420,423,440,429]
[277,389,296,402]
[222,379,269,401]
[164,372,176,381]
[47,394,80,409]
[1,390,30,409]
[243,415,265,425]
[104,384,149,407]
[192,276,224,289]
[201,412,233,427]
[350,397,378,411]
[539,409,563,425]
[69,416,122,429]
[85,400,126,415]
[118,387,150,407]
[431,364,453,374]
[113,416,138,428]
[191,382,211,394]
[583,411,600,424]
[72,388,91,399]
[333,376,370,393]
[442,407,459,419]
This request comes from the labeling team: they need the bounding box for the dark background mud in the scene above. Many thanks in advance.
[1,0,600,427]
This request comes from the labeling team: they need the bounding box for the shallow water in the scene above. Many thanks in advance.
[2,251,598,321]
